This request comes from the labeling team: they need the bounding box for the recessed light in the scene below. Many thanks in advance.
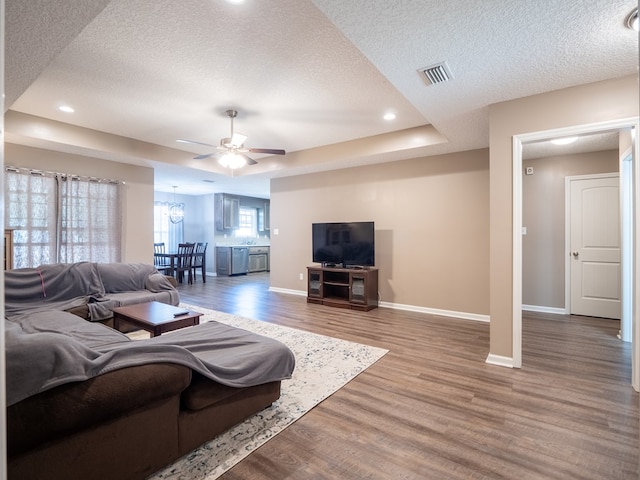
[626,8,639,32]
[59,105,74,113]
[383,112,396,121]
[225,0,245,4]
[551,136,578,145]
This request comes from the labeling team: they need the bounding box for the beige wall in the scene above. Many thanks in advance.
[522,150,619,309]
[270,148,490,316]
[5,143,155,263]
[489,74,639,360]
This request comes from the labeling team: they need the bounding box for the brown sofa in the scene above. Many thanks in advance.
[5,278,295,479]
[7,362,282,480]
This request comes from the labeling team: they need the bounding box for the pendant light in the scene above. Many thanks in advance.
[169,186,185,224]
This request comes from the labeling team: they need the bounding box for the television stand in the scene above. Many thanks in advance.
[307,266,378,311]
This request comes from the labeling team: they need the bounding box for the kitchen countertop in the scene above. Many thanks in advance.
[216,244,270,247]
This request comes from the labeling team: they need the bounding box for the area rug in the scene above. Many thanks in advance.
[145,304,388,480]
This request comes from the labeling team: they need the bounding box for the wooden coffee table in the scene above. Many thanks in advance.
[112,302,203,337]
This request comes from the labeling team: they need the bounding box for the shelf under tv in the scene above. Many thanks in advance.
[306,265,378,311]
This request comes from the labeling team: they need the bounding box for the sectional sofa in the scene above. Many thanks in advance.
[4,262,296,480]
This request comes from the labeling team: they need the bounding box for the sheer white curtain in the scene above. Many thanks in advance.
[5,169,58,267]
[5,167,123,268]
[59,176,122,263]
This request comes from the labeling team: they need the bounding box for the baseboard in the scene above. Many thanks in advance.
[522,304,567,315]
[268,287,307,296]
[379,301,490,323]
[485,353,514,368]
[269,288,490,322]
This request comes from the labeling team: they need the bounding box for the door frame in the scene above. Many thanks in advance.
[564,172,620,319]
[512,116,639,391]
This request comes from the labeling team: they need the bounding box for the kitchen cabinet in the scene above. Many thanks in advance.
[263,201,270,231]
[258,201,270,232]
[248,246,269,272]
[215,194,240,231]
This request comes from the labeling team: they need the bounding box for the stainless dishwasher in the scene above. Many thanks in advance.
[230,246,249,275]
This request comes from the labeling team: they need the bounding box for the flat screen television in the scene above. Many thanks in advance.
[312,221,375,267]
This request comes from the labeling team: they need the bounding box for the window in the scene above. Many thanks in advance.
[4,167,123,268]
[5,170,57,267]
[154,201,184,248]
[234,206,257,238]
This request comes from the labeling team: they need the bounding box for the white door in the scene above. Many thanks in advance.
[569,175,621,319]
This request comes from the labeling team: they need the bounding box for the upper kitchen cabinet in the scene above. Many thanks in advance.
[258,201,270,232]
[215,193,240,231]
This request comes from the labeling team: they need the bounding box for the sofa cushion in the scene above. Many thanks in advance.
[4,262,103,317]
[181,371,246,411]
[96,262,158,292]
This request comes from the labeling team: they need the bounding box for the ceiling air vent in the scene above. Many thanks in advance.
[418,62,453,86]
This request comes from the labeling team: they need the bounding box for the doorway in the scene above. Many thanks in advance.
[512,117,639,391]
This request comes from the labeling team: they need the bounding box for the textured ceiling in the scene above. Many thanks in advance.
[5,0,639,196]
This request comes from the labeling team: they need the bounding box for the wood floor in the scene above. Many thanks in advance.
[177,273,639,480]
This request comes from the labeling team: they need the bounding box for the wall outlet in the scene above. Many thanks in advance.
[299,273,304,281]
[525,166,534,175]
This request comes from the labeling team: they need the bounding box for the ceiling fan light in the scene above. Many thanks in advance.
[218,152,247,169]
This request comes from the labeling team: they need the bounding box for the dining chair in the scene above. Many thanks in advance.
[153,242,172,275]
[175,242,195,284]
[191,242,208,283]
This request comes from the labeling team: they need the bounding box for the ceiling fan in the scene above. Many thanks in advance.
[178,109,285,169]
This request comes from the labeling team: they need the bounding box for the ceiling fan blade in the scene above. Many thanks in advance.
[177,139,215,147]
[248,148,286,155]
[239,153,258,165]
[231,133,248,147]
[193,152,217,160]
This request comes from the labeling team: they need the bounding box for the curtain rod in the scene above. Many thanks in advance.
[5,166,124,185]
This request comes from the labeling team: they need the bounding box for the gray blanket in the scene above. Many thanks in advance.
[4,262,179,321]
[4,262,103,317]
[5,310,295,406]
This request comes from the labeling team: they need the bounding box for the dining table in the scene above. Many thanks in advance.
[154,251,205,280]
